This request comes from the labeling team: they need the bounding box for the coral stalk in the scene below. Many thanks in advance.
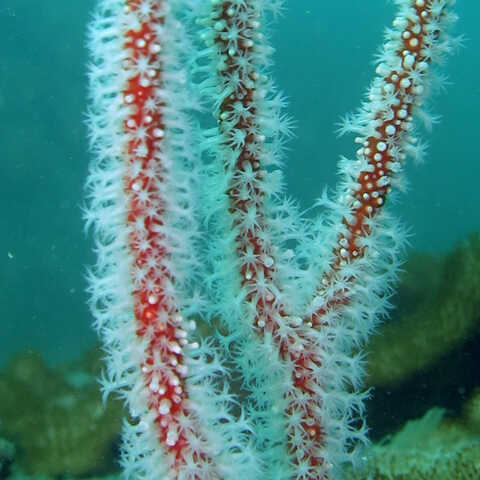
[85,0,457,479]
[86,1,254,478]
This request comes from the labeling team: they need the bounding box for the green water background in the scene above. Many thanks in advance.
[0,0,478,366]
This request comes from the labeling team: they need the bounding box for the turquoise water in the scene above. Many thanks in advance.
[0,1,478,477]
[2,0,477,366]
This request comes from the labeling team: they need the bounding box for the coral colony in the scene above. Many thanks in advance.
[85,0,457,479]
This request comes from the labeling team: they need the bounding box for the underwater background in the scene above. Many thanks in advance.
[1,0,479,478]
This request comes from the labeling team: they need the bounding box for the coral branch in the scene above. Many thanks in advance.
[86,1,230,477]
[122,0,193,458]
